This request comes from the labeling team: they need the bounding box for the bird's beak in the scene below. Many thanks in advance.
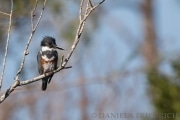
[52,44,64,50]
[56,46,64,50]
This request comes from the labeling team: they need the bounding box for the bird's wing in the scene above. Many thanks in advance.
[37,51,43,74]
[54,50,58,69]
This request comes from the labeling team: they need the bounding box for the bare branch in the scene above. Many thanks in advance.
[0,0,13,90]
[0,80,19,103]
[15,0,47,81]
[33,0,47,30]
[0,0,105,104]
[62,0,105,67]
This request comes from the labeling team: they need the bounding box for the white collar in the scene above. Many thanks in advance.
[41,46,54,51]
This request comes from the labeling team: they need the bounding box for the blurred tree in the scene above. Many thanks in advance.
[147,62,180,120]
[141,0,158,69]
[142,0,180,119]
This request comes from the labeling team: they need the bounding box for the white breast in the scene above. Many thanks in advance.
[42,46,54,51]
[41,55,55,72]
[42,55,55,61]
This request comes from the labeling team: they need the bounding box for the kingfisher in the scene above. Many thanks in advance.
[37,36,64,91]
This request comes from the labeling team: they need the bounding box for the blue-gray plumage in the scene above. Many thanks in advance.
[37,36,64,91]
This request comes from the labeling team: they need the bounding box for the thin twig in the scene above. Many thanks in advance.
[60,55,64,67]
[0,0,13,90]
[15,0,47,81]
[0,11,10,16]
[0,0,105,104]
[79,0,85,20]
[88,0,93,7]
[31,0,38,30]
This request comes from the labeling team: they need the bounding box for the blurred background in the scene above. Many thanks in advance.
[0,0,180,120]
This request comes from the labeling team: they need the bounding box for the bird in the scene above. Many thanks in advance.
[37,36,64,91]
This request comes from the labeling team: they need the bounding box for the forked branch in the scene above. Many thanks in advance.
[0,0,105,104]
[15,0,47,81]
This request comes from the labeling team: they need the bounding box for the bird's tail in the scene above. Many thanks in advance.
[42,78,48,91]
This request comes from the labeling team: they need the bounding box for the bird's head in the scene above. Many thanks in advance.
[41,36,64,51]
